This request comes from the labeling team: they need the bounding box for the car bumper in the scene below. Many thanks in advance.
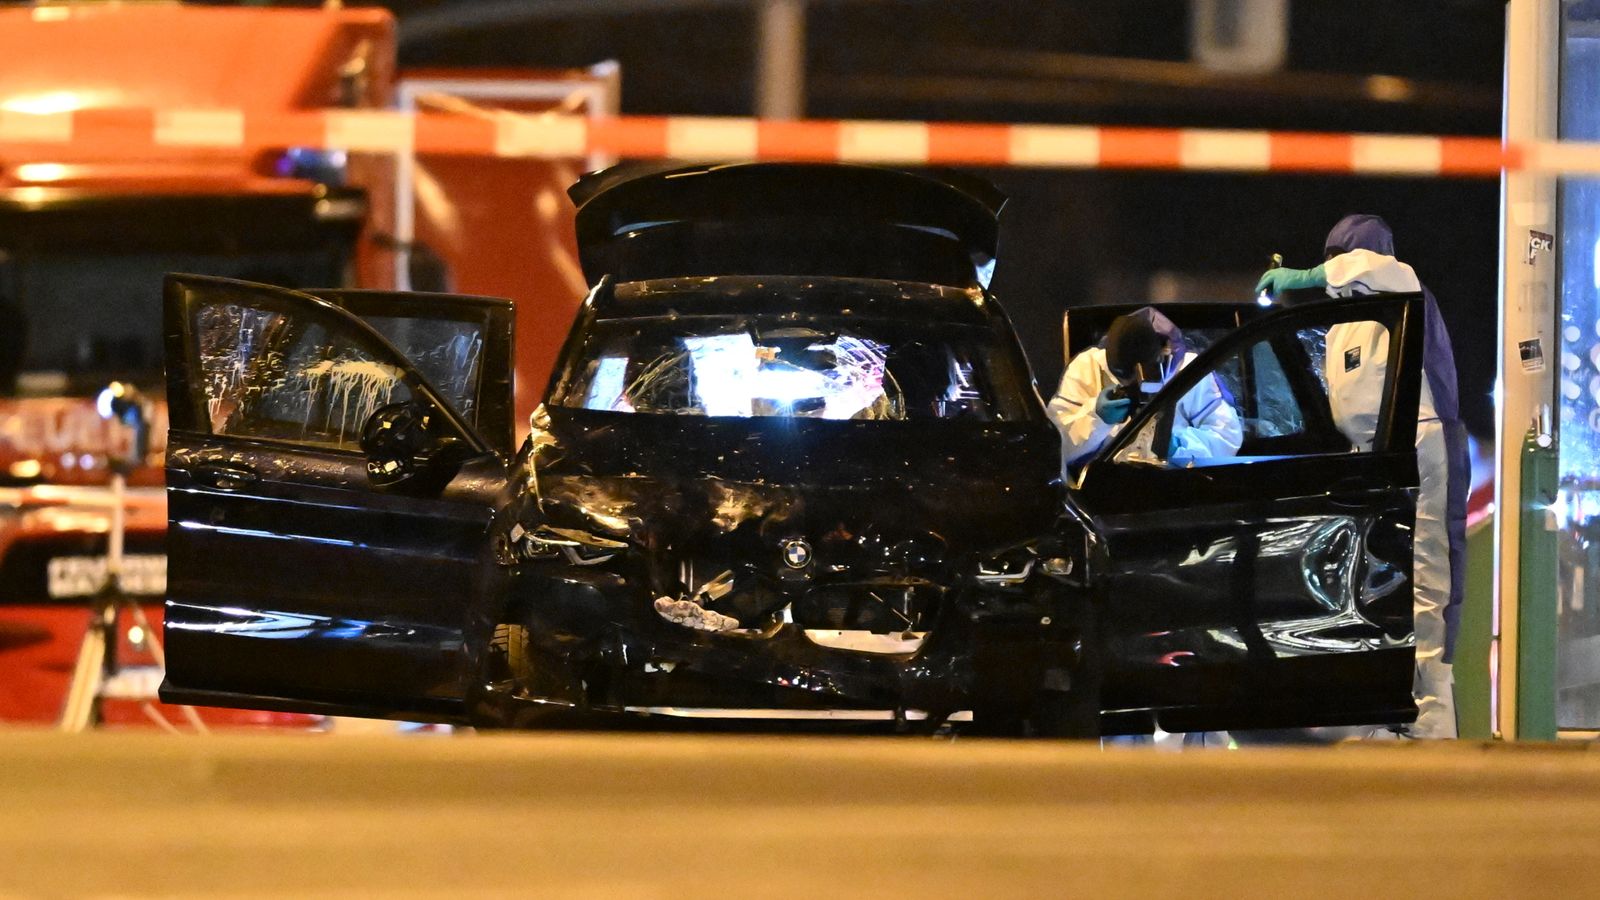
[497,565,1087,716]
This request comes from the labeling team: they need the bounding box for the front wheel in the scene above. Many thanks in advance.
[470,623,589,730]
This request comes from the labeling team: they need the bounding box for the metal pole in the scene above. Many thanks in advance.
[58,601,109,732]
[756,0,806,121]
[58,469,123,733]
[1188,0,1287,75]
[589,59,622,172]
[394,80,418,292]
[1495,0,1560,740]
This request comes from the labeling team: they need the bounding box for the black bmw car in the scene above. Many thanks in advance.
[161,163,1427,737]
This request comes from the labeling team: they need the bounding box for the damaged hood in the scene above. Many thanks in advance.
[524,406,1059,559]
[568,163,1005,290]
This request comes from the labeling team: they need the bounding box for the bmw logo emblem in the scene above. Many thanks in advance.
[781,538,812,569]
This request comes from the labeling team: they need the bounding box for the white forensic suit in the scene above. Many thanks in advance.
[1323,248,1456,738]
[1048,347,1242,478]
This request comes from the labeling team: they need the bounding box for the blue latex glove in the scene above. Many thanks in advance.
[1255,263,1328,296]
[1168,431,1190,460]
[1095,385,1132,424]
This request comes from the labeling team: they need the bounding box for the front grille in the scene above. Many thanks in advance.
[676,547,945,633]
[792,583,938,633]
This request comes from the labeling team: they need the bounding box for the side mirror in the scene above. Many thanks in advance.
[360,400,463,489]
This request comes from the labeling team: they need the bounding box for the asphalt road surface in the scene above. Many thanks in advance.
[2,729,1599,897]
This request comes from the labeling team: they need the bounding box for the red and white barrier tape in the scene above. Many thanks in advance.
[4,108,1599,178]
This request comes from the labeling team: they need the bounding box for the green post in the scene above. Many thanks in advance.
[1453,519,1495,739]
[1517,428,1560,740]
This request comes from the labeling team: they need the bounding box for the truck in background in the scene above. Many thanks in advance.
[0,3,611,728]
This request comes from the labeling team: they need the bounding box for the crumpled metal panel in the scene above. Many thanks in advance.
[487,397,1071,713]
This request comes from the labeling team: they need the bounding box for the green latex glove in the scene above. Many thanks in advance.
[1255,263,1327,296]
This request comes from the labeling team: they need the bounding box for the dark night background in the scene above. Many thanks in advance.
[383,0,1505,436]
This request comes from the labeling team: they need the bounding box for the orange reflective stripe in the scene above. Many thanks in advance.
[0,108,1591,179]
[926,123,1011,165]
[1098,128,1183,169]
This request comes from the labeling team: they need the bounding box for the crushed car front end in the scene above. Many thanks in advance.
[474,275,1084,728]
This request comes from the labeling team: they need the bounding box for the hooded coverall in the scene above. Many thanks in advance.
[1319,214,1469,739]
[1048,308,1241,477]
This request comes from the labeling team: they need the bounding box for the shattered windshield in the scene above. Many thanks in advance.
[552,316,1033,422]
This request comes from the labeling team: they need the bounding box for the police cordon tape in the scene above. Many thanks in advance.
[6,108,1600,178]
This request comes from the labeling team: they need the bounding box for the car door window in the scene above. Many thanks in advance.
[1249,337,1306,437]
[1113,318,1394,466]
[194,301,415,450]
[362,315,486,426]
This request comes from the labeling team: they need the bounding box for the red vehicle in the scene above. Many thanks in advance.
[0,3,611,728]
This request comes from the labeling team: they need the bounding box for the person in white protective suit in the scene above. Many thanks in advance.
[1048,306,1241,477]
[1256,214,1469,739]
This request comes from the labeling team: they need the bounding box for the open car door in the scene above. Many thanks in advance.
[1073,293,1425,734]
[159,275,514,721]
